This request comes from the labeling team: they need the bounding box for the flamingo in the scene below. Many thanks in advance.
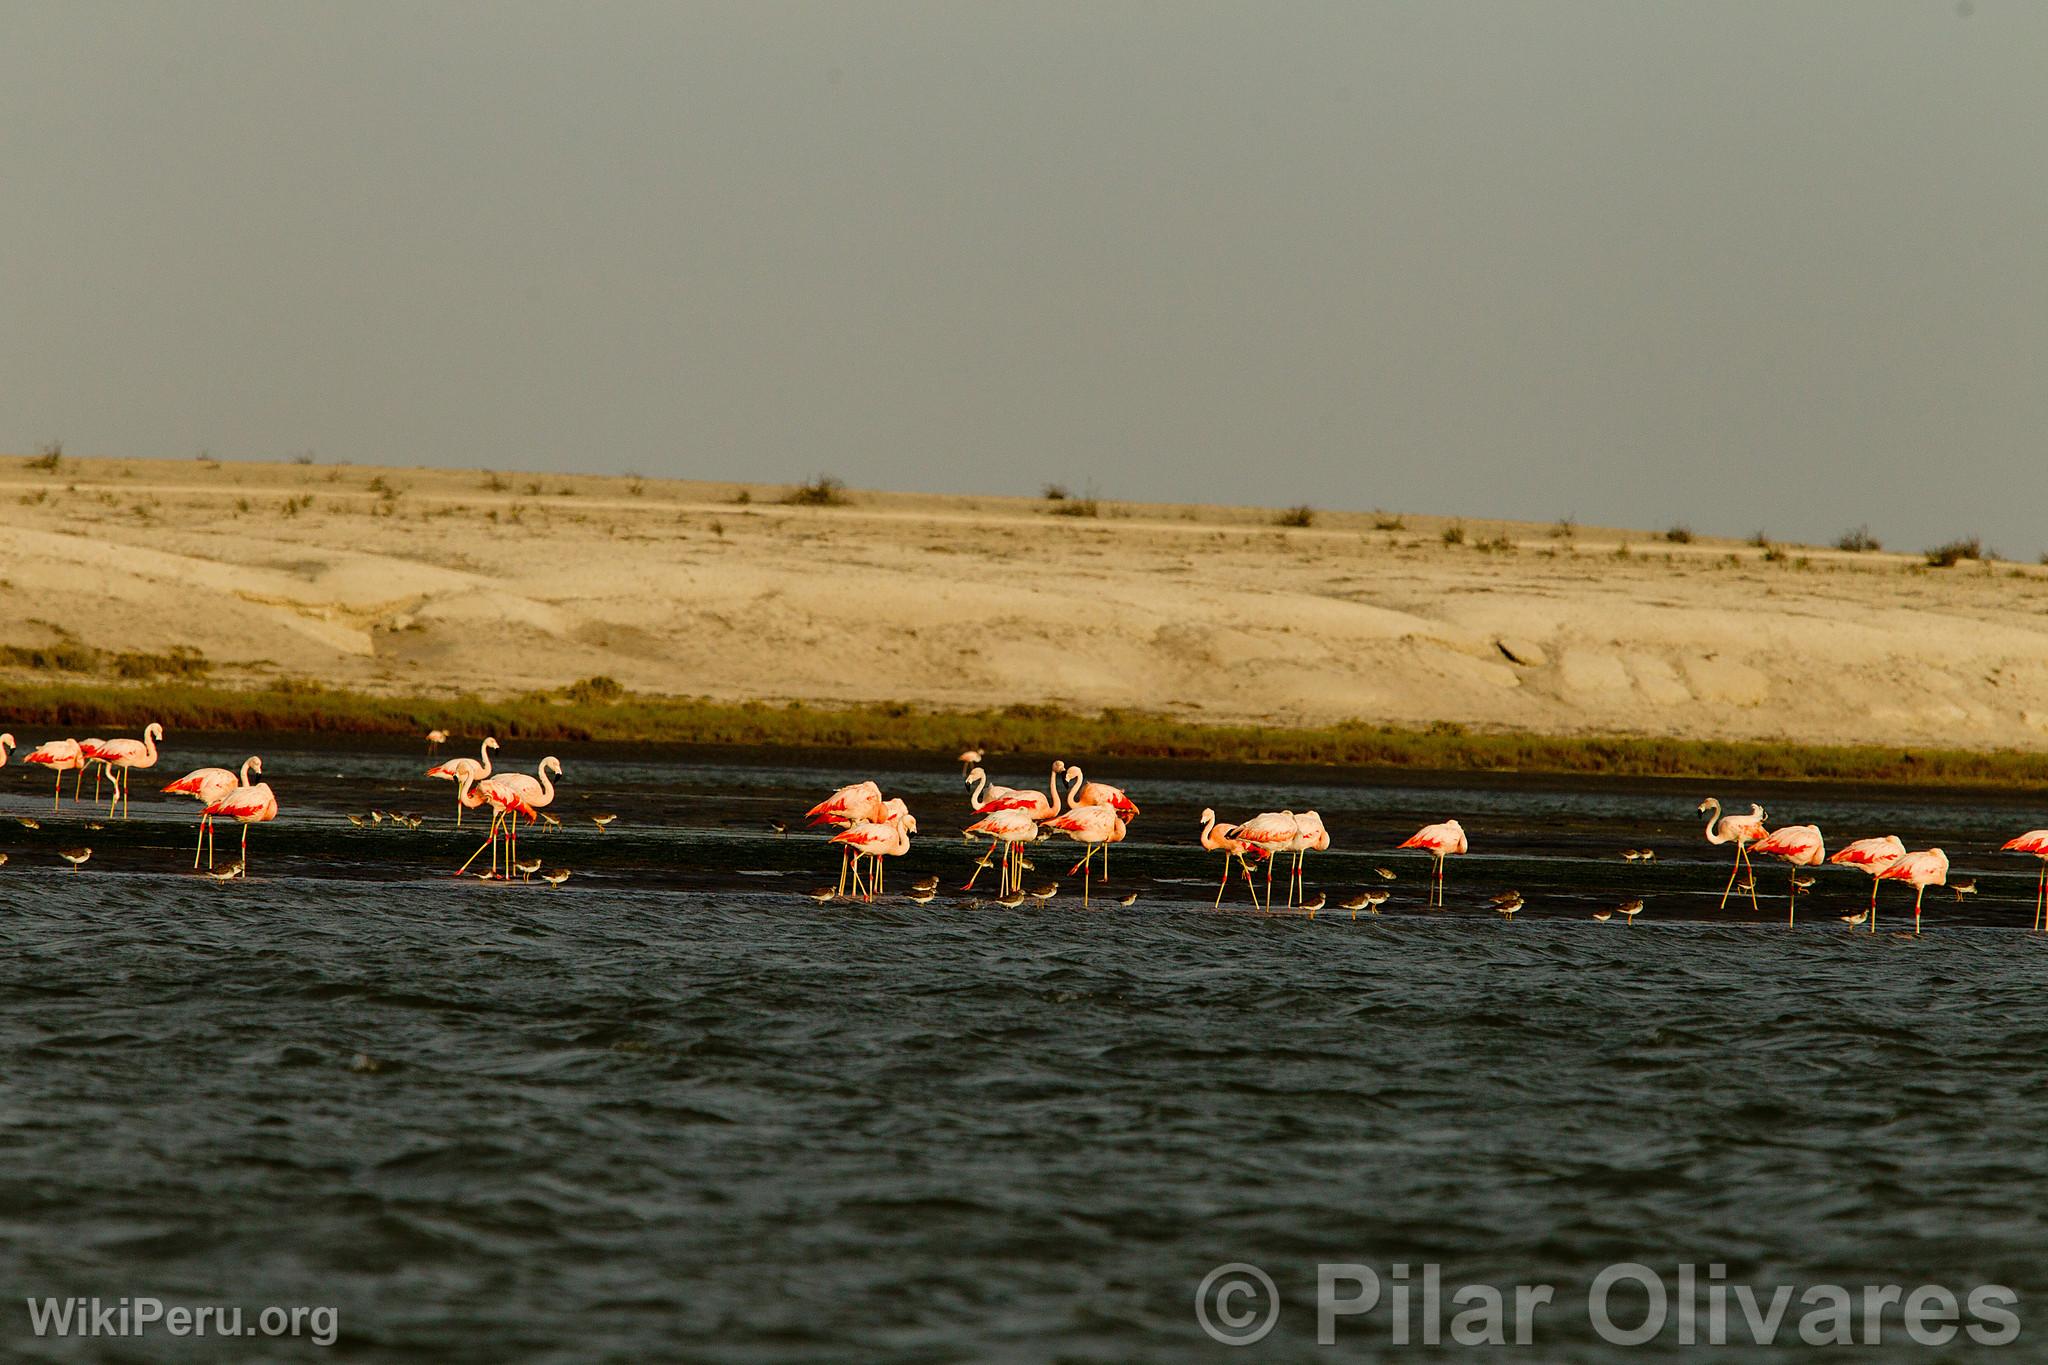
[460,757,561,879]
[1041,803,1125,907]
[203,764,278,872]
[1198,808,1262,907]
[1285,811,1330,907]
[1698,798,1768,912]
[78,738,109,802]
[1750,824,1825,925]
[963,809,1042,897]
[163,756,261,868]
[1059,763,1140,876]
[1828,835,1905,923]
[1399,819,1468,906]
[808,780,886,895]
[426,728,448,754]
[2001,831,2048,931]
[1878,848,1948,935]
[460,773,538,878]
[831,809,916,901]
[963,764,1061,889]
[96,722,164,819]
[0,733,13,767]
[425,736,498,827]
[21,739,84,810]
[1233,812,1302,910]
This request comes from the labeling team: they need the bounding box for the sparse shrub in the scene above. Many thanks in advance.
[1835,525,1881,553]
[1441,523,1465,546]
[19,490,48,507]
[1373,511,1406,531]
[27,442,61,473]
[1049,497,1100,518]
[236,497,252,514]
[1551,517,1577,541]
[1614,541,1632,559]
[564,674,625,704]
[112,646,209,680]
[1747,530,1770,548]
[1665,524,1695,544]
[482,472,509,492]
[1275,505,1316,529]
[710,519,725,537]
[1042,483,1071,502]
[1925,537,1983,568]
[1762,543,1788,563]
[733,489,752,505]
[293,452,316,465]
[367,476,396,497]
[784,474,850,507]
[628,479,645,497]
[281,494,314,518]
[1475,532,1516,553]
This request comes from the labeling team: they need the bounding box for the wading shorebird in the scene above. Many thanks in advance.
[591,813,617,832]
[1399,819,1468,907]
[203,764,279,874]
[22,739,85,810]
[96,723,164,819]
[1199,808,1262,908]
[58,847,91,871]
[1840,909,1870,928]
[1117,891,1138,907]
[1950,877,1978,901]
[540,868,571,890]
[1374,867,1397,882]
[1699,798,1768,912]
[1617,897,1645,926]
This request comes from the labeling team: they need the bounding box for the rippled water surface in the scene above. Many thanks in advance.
[4,741,2047,1360]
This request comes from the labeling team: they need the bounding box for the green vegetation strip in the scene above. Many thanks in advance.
[2,678,2046,787]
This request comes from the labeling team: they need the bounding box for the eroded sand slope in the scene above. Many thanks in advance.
[4,456,2046,748]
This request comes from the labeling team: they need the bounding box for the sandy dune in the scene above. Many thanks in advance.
[3,454,2046,750]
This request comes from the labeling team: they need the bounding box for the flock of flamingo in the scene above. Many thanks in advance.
[4,728,2048,932]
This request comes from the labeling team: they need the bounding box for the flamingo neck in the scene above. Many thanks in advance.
[537,761,556,806]
[141,727,159,763]
[1065,767,1085,809]
[1702,801,1726,844]
[966,770,988,807]
[1048,763,1066,816]
[238,757,258,785]
[478,742,495,778]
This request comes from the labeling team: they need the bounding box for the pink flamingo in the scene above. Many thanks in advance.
[808,780,886,895]
[1829,836,1905,918]
[1878,848,1949,935]
[460,773,538,878]
[1058,763,1139,875]
[460,758,560,879]
[963,764,1061,889]
[22,739,84,810]
[1198,808,1263,908]
[96,722,163,819]
[1750,824,1825,925]
[1399,819,1468,907]
[963,808,1042,897]
[831,809,916,901]
[1041,803,1125,907]
[1699,798,1768,912]
[164,756,261,868]
[78,738,110,802]
[2001,830,2048,931]
[203,763,278,872]
[1233,812,1302,910]
[1285,811,1331,908]
[426,736,498,827]
[0,733,13,767]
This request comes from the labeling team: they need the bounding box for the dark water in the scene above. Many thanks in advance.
[4,741,2047,1360]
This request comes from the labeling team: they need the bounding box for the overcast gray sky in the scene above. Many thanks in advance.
[4,2,2043,551]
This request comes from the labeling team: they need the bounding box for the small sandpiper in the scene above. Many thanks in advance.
[1840,909,1869,927]
[1791,872,1817,894]
[1374,866,1397,882]
[17,817,39,830]
[1951,877,1978,900]
[994,889,1026,908]
[1117,891,1139,907]
[58,847,91,872]
[1301,891,1327,915]
[1617,897,1644,926]
[1361,890,1389,915]
[347,813,369,828]
[514,857,543,882]
[1592,909,1613,922]
[905,888,937,905]
[769,820,788,834]
[205,860,245,882]
[805,886,836,903]
[1489,890,1523,910]
[1028,883,1058,902]
[909,875,940,894]
[540,868,572,890]
[1621,849,1644,862]
[368,809,386,825]
[591,813,618,832]
[1338,891,1372,915]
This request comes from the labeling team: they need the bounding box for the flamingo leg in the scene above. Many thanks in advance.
[240,822,249,873]
[1083,848,1091,908]
[1788,872,1796,927]
[51,770,60,810]
[1915,885,1925,935]
[1214,856,1232,908]
[193,817,206,869]
[1719,850,1742,910]
[457,813,500,876]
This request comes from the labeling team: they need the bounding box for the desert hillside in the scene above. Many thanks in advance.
[3,454,2046,750]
